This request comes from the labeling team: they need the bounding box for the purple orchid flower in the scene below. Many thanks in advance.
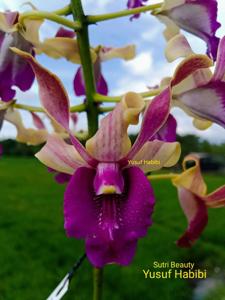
[0,11,35,102]
[15,49,183,267]
[155,0,221,61]
[127,0,148,20]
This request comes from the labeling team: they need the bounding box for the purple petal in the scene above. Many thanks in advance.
[0,32,34,102]
[178,81,225,128]
[64,166,154,267]
[150,114,177,142]
[212,36,225,81]
[123,87,171,161]
[47,167,71,184]
[73,67,85,96]
[127,0,148,20]
[97,74,108,95]
[166,0,221,60]
[55,27,76,38]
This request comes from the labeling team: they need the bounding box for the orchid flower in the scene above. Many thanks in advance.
[150,114,177,142]
[74,45,135,97]
[154,0,221,60]
[167,35,225,130]
[127,0,148,20]
[0,11,38,101]
[13,48,182,267]
[172,154,225,247]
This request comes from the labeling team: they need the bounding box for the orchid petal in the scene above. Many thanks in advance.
[172,154,207,196]
[4,108,48,145]
[155,14,180,40]
[12,48,97,165]
[11,47,70,129]
[125,87,171,160]
[212,36,225,81]
[176,187,208,247]
[55,27,76,38]
[35,37,81,64]
[30,112,45,129]
[99,45,136,62]
[35,134,88,175]
[165,34,193,62]
[176,81,225,128]
[192,118,212,130]
[171,55,213,87]
[20,18,43,46]
[132,140,180,173]
[86,92,144,161]
[150,114,177,142]
[204,186,225,208]
[64,166,154,267]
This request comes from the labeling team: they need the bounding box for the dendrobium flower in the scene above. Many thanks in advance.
[74,45,135,97]
[127,0,148,20]
[14,48,182,267]
[154,0,221,60]
[0,11,36,101]
[172,154,225,247]
[167,35,225,129]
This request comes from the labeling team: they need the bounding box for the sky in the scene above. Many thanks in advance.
[0,0,225,143]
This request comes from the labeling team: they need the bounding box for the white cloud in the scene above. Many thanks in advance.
[122,51,153,76]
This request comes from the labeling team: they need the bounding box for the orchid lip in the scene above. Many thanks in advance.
[93,162,124,196]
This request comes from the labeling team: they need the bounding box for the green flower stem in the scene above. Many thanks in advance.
[148,173,178,181]
[87,3,163,23]
[98,106,115,113]
[94,89,161,103]
[53,4,72,16]
[14,103,86,113]
[19,11,81,30]
[71,0,99,137]
[93,268,103,300]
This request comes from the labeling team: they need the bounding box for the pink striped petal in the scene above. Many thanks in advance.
[35,134,88,175]
[12,48,96,165]
[86,92,144,161]
[11,48,70,130]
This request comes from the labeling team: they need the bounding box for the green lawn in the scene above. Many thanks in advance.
[0,157,225,300]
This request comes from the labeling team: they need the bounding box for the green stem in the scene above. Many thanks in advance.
[98,106,115,113]
[14,103,85,113]
[93,268,103,300]
[94,89,161,103]
[71,0,98,137]
[53,4,72,16]
[87,3,163,23]
[147,173,178,181]
[19,11,81,30]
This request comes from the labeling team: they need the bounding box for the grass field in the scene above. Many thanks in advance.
[0,157,225,300]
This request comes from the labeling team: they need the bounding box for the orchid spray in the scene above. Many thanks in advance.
[0,0,225,299]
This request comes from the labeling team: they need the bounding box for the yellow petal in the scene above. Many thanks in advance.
[99,45,136,61]
[172,154,207,196]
